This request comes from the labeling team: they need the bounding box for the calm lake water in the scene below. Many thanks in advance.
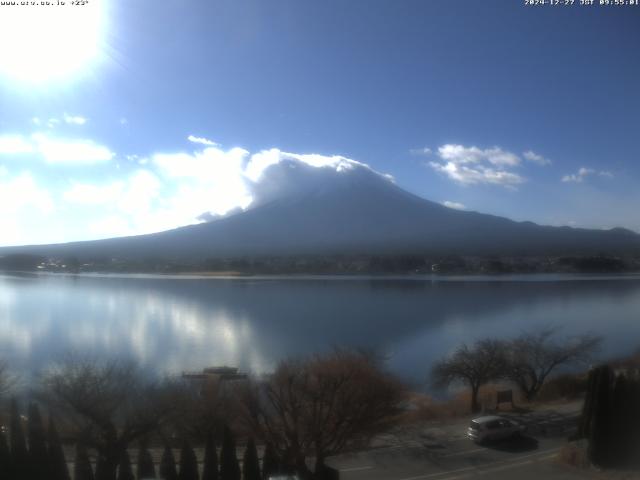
[1,272,639,387]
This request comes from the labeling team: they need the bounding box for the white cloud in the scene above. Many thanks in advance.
[245,150,378,206]
[0,172,53,213]
[63,113,87,125]
[64,181,124,205]
[32,114,87,128]
[284,152,357,170]
[438,144,521,167]
[244,149,362,185]
[88,215,135,239]
[429,144,525,187]
[63,170,165,238]
[151,146,363,226]
[3,137,395,244]
[442,201,466,210]
[562,167,614,183]
[187,135,217,146]
[47,118,60,129]
[244,148,282,182]
[59,144,390,241]
[153,146,249,183]
[0,135,33,155]
[430,161,525,187]
[0,133,114,164]
[65,170,160,213]
[125,154,150,166]
[33,134,114,164]
[118,170,162,216]
[523,150,551,166]
[0,172,54,245]
[410,147,432,156]
[152,146,252,222]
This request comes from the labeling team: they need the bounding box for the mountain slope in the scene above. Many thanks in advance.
[2,167,639,260]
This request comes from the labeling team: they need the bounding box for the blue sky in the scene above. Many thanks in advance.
[0,0,638,246]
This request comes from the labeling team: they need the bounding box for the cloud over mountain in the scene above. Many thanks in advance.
[55,143,391,243]
[442,200,466,210]
[0,122,632,247]
[4,151,638,260]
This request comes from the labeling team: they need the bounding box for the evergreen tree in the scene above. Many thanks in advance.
[0,428,10,480]
[579,366,640,469]
[74,443,95,480]
[219,426,240,480]
[629,377,640,468]
[137,441,156,479]
[242,439,260,480]
[9,398,29,479]
[588,365,613,467]
[610,374,632,466]
[577,367,599,439]
[48,417,71,480]
[159,445,179,480]
[261,443,278,480]
[179,440,199,480]
[28,403,49,479]
[95,453,108,480]
[201,433,218,480]
[117,449,135,480]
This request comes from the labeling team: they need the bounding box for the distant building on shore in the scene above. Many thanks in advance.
[182,366,248,397]
[182,366,248,381]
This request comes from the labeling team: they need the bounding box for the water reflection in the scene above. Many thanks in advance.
[0,274,639,386]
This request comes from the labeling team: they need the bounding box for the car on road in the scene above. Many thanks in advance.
[467,415,525,443]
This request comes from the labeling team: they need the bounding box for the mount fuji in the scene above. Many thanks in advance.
[2,158,639,261]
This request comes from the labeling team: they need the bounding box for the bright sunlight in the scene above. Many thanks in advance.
[0,1,105,85]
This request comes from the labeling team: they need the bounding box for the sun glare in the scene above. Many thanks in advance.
[0,1,105,85]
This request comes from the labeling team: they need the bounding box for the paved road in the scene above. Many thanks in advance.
[328,406,587,480]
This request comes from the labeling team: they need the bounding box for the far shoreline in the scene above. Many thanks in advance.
[3,269,640,282]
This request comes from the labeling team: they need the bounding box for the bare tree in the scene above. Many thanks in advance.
[39,356,178,480]
[504,328,601,401]
[431,339,507,413]
[159,375,239,442]
[239,349,405,480]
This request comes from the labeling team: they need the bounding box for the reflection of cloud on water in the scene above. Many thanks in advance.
[0,285,50,358]
[0,274,640,383]
[74,288,268,375]
[0,276,270,377]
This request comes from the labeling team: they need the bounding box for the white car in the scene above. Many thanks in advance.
[467,415,525,443]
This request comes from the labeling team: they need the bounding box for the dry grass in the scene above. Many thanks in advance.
[399,392,468,423]
[610,349,640,370]
[400,383,535,424]
[537,372,589,402]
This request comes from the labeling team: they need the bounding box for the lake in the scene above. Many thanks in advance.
[1,272,639,388]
